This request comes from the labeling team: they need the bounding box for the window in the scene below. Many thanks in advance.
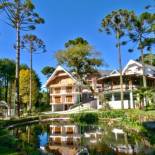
[66,96,72,102]
[55,88,61,94]
[66,87,72,93]
[124,93,130,100]
[105,94,112,101]
[50,88,53,94]
[55,97,61,103]
[50,97,53,103]
[114,93,120,101]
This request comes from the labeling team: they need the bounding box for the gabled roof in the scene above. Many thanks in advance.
[98,59,155,80]
[122,59,155,75]
[110,70,120,75]
[122,59,142,74]
[99,70,112,77]
[45,65,78,87]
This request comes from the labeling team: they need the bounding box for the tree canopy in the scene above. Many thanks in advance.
[41,66,55,78]
[19,69,39,109]
[55,38,103,92]
[65,37,88,48]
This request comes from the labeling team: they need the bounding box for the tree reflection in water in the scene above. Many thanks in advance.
[10,121,155,155]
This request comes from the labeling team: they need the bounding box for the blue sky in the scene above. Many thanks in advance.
[0,0,153,87]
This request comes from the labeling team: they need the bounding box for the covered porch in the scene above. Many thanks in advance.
[51,104,73,112]
[103,91,135,109]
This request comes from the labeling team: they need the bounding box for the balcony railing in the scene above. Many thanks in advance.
[103,84,140,91]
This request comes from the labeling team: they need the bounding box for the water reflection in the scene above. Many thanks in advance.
[10,121,155,155]
[47,124,81,155]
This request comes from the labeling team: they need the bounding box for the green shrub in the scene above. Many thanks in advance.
[99,110,125,118]
[71,112,99,125]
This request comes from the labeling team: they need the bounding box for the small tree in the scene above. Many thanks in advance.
[134,87,155,109]
[100,9,135,109]
[19,69,39,111]
[0,0,44,116]
[21,34,46,112]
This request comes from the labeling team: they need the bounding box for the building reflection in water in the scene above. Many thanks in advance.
[47,124,81,155]
[47,123,104,155]
[44,123,154,155]
[10,122,155,155]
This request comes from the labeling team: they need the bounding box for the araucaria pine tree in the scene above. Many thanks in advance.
[21,34,46,113]
[0,0,44,116]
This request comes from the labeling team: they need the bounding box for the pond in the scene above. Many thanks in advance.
[10,120,155,155]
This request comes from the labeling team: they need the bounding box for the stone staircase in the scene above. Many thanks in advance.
[55,103,93,114]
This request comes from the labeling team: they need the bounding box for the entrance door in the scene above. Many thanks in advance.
[65,105,68,110]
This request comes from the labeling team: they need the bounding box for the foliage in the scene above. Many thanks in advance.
[134,87,155,109]
[0,59,15,112]
[136,53,155,66]
[127,12,155,90]
[0,0,44,117]
[21,34,46,112]
[99,110,125,118]
[19,69,39,109]
[100,9,134,38]
[65,37,88,48]
[127,12,155,53]
[100,9,135,109]
[35,91,50,112]
[41,66,55,78]
[19,64,41,89]
[21,34,46,53]
[0,0,45,30]
[0,128,41,155]
[71,112,99,124]
[55,37,103,93]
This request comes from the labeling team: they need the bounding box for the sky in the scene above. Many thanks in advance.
[0,0,153,87]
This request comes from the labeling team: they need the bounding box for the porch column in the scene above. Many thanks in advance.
[63,104,65,111]
[129,79,134,109]
[112,94,115,101]
[130,91,134,109]
[51,104,54,112]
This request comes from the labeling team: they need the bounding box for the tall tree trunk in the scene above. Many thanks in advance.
[29,46,32,113]
[117,31,124,109]
[8,82,13,117]
[15,0,21,117]
[140,48,147,88]
[5,78,8,102]
[140,48,147,108]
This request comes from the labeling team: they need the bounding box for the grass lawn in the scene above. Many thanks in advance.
[0,146,19,155]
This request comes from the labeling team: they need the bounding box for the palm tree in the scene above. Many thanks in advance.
[21,34,46,113]
[134,87,155,109]
[100,9,135,109]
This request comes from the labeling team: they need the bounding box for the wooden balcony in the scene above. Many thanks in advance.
[103,84,132,91]
[50,83,74,88]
